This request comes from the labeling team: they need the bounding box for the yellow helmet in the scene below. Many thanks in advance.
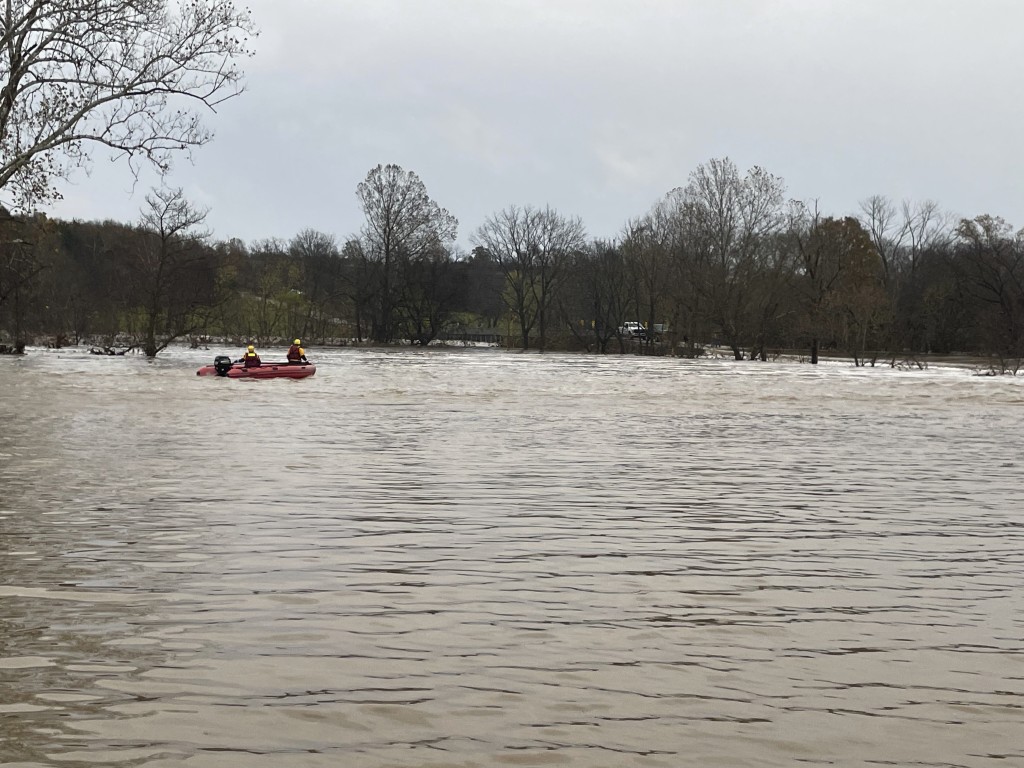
[294,339,301,345]
[247,345,254,352]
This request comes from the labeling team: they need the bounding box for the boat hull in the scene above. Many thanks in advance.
[196,362,316,379]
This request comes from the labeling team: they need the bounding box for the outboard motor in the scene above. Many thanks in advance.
[213,355,234,376]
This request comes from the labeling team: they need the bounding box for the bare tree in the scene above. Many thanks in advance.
[677,157,786,359]
[621,210,672,352]
[0,209,44,350]
[473,205,585,351]
[857,195,957,284]
[954,215,1024,371]
[858,195,904,285]
[746,221,799,361]
[133,187,214,357]
[356,164,457,342]
[558,239,634,354]
[472,205,536,349]
[396,245,462,345]
[791,208,882,364]
[244,238,297,342]
[859,196,954,353]
[901,199,953,275]
[0,0,257,210]
[338,237,375,342]
[290,228,341,342]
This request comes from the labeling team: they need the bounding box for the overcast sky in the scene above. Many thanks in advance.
[47,0,1024,249]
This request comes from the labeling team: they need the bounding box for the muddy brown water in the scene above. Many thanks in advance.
[1,346,1022,767]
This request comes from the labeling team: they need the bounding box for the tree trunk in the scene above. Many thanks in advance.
[518,311,530,350]
[145,302,159,358]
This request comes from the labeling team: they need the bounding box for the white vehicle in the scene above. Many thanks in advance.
[618,322,648,339]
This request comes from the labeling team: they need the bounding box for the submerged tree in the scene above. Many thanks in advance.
[132,187,217,357]
[791,211,883,364]
[621,210,672,352]
[559,239,634,354]
[290,229,342,342]
[0,209,46,350]
[355,164,458,342]
[395,246,464,345]
[676,157,787,359]
[0,0,257,210]
[859,195,953,353]
[954,215,1024,371]
[473,205,586,351]
[243,238,298,342]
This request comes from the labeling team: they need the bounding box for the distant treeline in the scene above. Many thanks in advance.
[2,159,1022,371]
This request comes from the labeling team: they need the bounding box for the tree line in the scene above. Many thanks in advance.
[1,3,1020,369]
[1,157,1023,371]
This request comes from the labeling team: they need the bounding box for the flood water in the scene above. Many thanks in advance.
[1,345,1023,767]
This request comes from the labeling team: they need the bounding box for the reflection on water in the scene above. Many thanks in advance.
[1,346,1022,767]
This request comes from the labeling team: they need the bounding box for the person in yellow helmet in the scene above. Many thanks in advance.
[286,338,307,364]
[240,343,261,368]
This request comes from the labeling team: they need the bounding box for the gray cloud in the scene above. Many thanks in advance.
[48,0,1024,246]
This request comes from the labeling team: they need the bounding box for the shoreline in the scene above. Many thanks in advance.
[6,339,1019,375]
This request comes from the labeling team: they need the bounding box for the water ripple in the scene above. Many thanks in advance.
[1,346,1022,767]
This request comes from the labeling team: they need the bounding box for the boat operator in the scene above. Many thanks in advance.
[240,344,261,368]
[287,339,308,364]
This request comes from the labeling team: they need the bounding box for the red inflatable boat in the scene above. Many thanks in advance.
[196,355,316,379]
